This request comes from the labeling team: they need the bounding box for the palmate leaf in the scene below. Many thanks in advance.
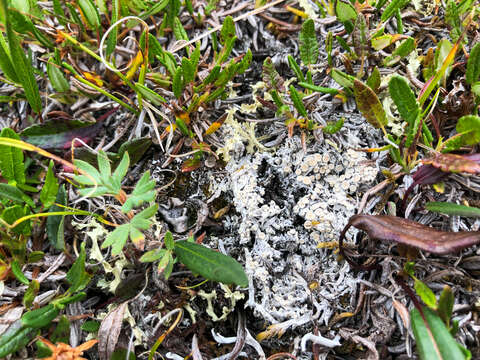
[121,171,156,213]
[299,19,319,66]
[102,204,158,255]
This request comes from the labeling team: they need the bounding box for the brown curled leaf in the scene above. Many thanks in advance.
[339,215,480,269]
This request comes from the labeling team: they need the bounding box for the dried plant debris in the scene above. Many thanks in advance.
[1,0,480,359]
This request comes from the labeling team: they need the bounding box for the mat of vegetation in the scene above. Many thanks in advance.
[0,0,479,359]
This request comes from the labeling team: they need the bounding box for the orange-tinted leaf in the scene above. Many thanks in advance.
[204,113,227,135]
[83,71,103,87]
[423,153,480,174]
[181,158,202,172]
[125,51,144,80]
[339,215,480,269]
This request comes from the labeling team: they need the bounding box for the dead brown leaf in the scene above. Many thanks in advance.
[339,215,480,269]
[98,301,128,360]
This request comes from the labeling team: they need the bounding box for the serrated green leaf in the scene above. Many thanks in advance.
[237,49,252,74]
[426,202,480,218]
[466,42,480,85]
[132,203,158,222]
[289,85,307,118]
[411,307,469,360]
[40,160,59,209]
[66,242,91,292]
[112,151,130,184]
[299,19,319,66]
[322,118,344,134]
[388,75,419,125]
[97,150,112,185]
[0,127,25,185]
[262,57,284,92]
[174,240,248,287]
[220,15,235,44]
[181,57,195,83]
[73,160,101,184]
[173,16,188,42]
[47,58,69,92]
[353,79,387,131]
[456,115,480,145]
[81,320,101,333]
[0,32,18,82]
[414,279,437,309]
[121,171,156,212]
[102,224,129,252]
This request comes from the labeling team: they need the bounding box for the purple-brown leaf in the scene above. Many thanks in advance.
[340,215,480,268]
[423,153,480,174]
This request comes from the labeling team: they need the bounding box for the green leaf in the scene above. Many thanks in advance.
[330,68,355,89]
[466,42,480,85]
[164,230,174,250]
[139,0,168,18]
[383,37,415,66]
[174,240,248,287]
[220,15,235,43]
[0,127,25,185]
[437,285,454,327]
[381,0,409,22]
[322,118,344,134]
[121,171,156,213]
[47,58,69,92]
[81,320,101,333]
[40,160,59,209]
[46,185,67,250]
[0,183,31,204]
[97,150,112,186]
[5,11,41,113]
[11,260,29,285]
[172,16,188,42]
[103,224,129,254]
[181,57,195,83]
[288,55,305,82]
[50,315,70,344]
[21,304,60,328]
[262,57,284,92]
[22,279,39,308]
[2,205,30,234]
[366,66,381,92]
[139,248,167,263]
[411,307,470,360]
[434,39,454,82]
[414,279,437,309]
[134,83,166,106]
[335,0,357,23]
[237,49,252,74]
[353,79,387,131]
[0,321,36,358]
[289,85,307,117]
[78,0,101,29]
[299,19,319,66]
[298,82,339,95]
[456,115,480,145]
[0,32,18,82]
[388,75,420,125]
[426,202,480,218]
[172,67,183,99]
[66,242,92,292]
